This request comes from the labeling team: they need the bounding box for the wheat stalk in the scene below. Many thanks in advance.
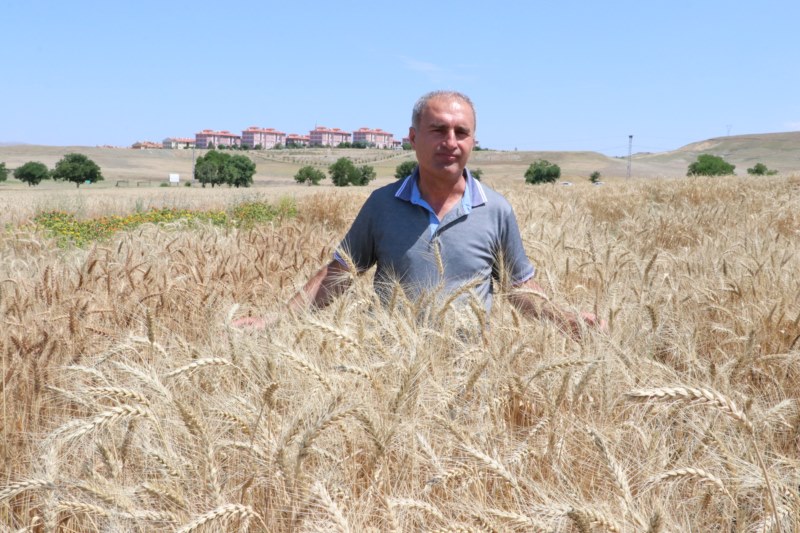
[163,357,231,379]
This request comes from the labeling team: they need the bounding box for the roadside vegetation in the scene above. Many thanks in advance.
[1,175,799,531]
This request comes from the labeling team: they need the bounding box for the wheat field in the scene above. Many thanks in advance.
[1,174,799,532]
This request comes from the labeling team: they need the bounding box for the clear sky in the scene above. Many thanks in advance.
[2,0,798,155]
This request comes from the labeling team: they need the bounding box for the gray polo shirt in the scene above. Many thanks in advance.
[335,168,535,311]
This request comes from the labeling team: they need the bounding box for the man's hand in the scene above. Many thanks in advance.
[563,311,607,342]
[232,312,280,330]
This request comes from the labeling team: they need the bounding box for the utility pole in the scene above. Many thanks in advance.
[627,135,633,179]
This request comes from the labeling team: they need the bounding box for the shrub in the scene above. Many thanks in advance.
[471,168,484,181]
[0,162,8,182]
[294,165,326,186]
[395,160,418,180]
[589,171,601,183]
[524,160,561,184]
[746,162,778,176]
[687,154,735,176]
[329,157,359,187]
[353,165,376,186]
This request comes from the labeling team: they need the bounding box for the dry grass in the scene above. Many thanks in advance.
[1,175,800,531]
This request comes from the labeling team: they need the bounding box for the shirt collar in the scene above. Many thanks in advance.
[395,167,487,208]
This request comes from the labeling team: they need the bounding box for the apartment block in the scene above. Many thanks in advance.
[309,126,351,147]
[241,126,286,149]
[285,133,311,147]
[162,137,196,149]
[195,129,241,149]
[352,127,394,148]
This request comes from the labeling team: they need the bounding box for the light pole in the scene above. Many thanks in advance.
[627,135,633,179]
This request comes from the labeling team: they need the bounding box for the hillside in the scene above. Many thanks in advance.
[633,131,800,175]
[0,132,797,188]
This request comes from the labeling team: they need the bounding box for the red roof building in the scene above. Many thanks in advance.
[309,126,351,147]
[241,126,286,149]
[195,129,241,149]
[352,127,394,148]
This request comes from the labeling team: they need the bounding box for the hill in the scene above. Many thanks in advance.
[632,131,800,176]
[0,132,797,188]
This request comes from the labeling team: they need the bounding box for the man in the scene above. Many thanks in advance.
[236,91,602,338]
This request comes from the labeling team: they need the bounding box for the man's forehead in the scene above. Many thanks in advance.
[421,97,475,124]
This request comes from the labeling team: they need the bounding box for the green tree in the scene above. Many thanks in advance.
[524,159,561,185]
[401,142,413,150]
[746,162,777,176]
[687,154,735,176]
[14,161,50,186]
[194,150,228,188]
[353,165,376,186]
[0,162,8,183]
[294,165,326,185]
[329,157,360,187]
[225,154,256,187]
[471,168,484,181]
[589,171,601,183]
[395,160,418,180]
[52,153,103,188]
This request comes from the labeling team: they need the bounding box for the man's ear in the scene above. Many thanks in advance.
[408,127,416,148]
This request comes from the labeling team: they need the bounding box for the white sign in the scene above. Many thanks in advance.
[169,173,180,183]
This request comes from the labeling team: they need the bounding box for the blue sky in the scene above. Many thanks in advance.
[2,0,798,155]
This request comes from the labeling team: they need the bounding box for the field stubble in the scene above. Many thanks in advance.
[1,175,799,531]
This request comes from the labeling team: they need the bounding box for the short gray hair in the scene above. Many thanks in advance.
[411,91,476,130]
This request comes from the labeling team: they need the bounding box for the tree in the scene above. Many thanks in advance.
[194,151,255,188]
[589,171,601,184]
[524,159,561,184]
[471,168,484,181]
[194,150,228,188]
[395,160,418,180]
[353,165,376,186]
[0,162,8,183]
[746,162,777,176]
[52,153,103,188]
[14,161,50,186]
[687,154,735,176]
[225,154,256,187]
[329,157,360,187]
[294,165,326,185]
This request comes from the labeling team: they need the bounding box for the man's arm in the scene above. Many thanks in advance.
[508,278,604,341]
[234,260,351,328]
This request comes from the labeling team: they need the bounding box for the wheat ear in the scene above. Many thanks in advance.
[644,467,733,502]
[0,479,55,502]
[176,503,257,533]
[312,481,351,533]
[627,386,779,528]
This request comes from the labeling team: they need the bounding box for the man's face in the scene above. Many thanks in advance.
[409,96,475,185]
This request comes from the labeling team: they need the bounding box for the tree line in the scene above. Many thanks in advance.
[0,152,780,190]
[0,154,104,187]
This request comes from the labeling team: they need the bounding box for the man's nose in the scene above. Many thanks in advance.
[442,129,458,148]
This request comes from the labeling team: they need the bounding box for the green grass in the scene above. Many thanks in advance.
[32,198,298,246]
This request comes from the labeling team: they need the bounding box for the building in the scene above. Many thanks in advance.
[162,137,195,149]
[131,141,162,149]
[285,133,310,147]
[352,127,394,148]
[241,126,286,149]
[195,129,241,149]
[309,126,351,147]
